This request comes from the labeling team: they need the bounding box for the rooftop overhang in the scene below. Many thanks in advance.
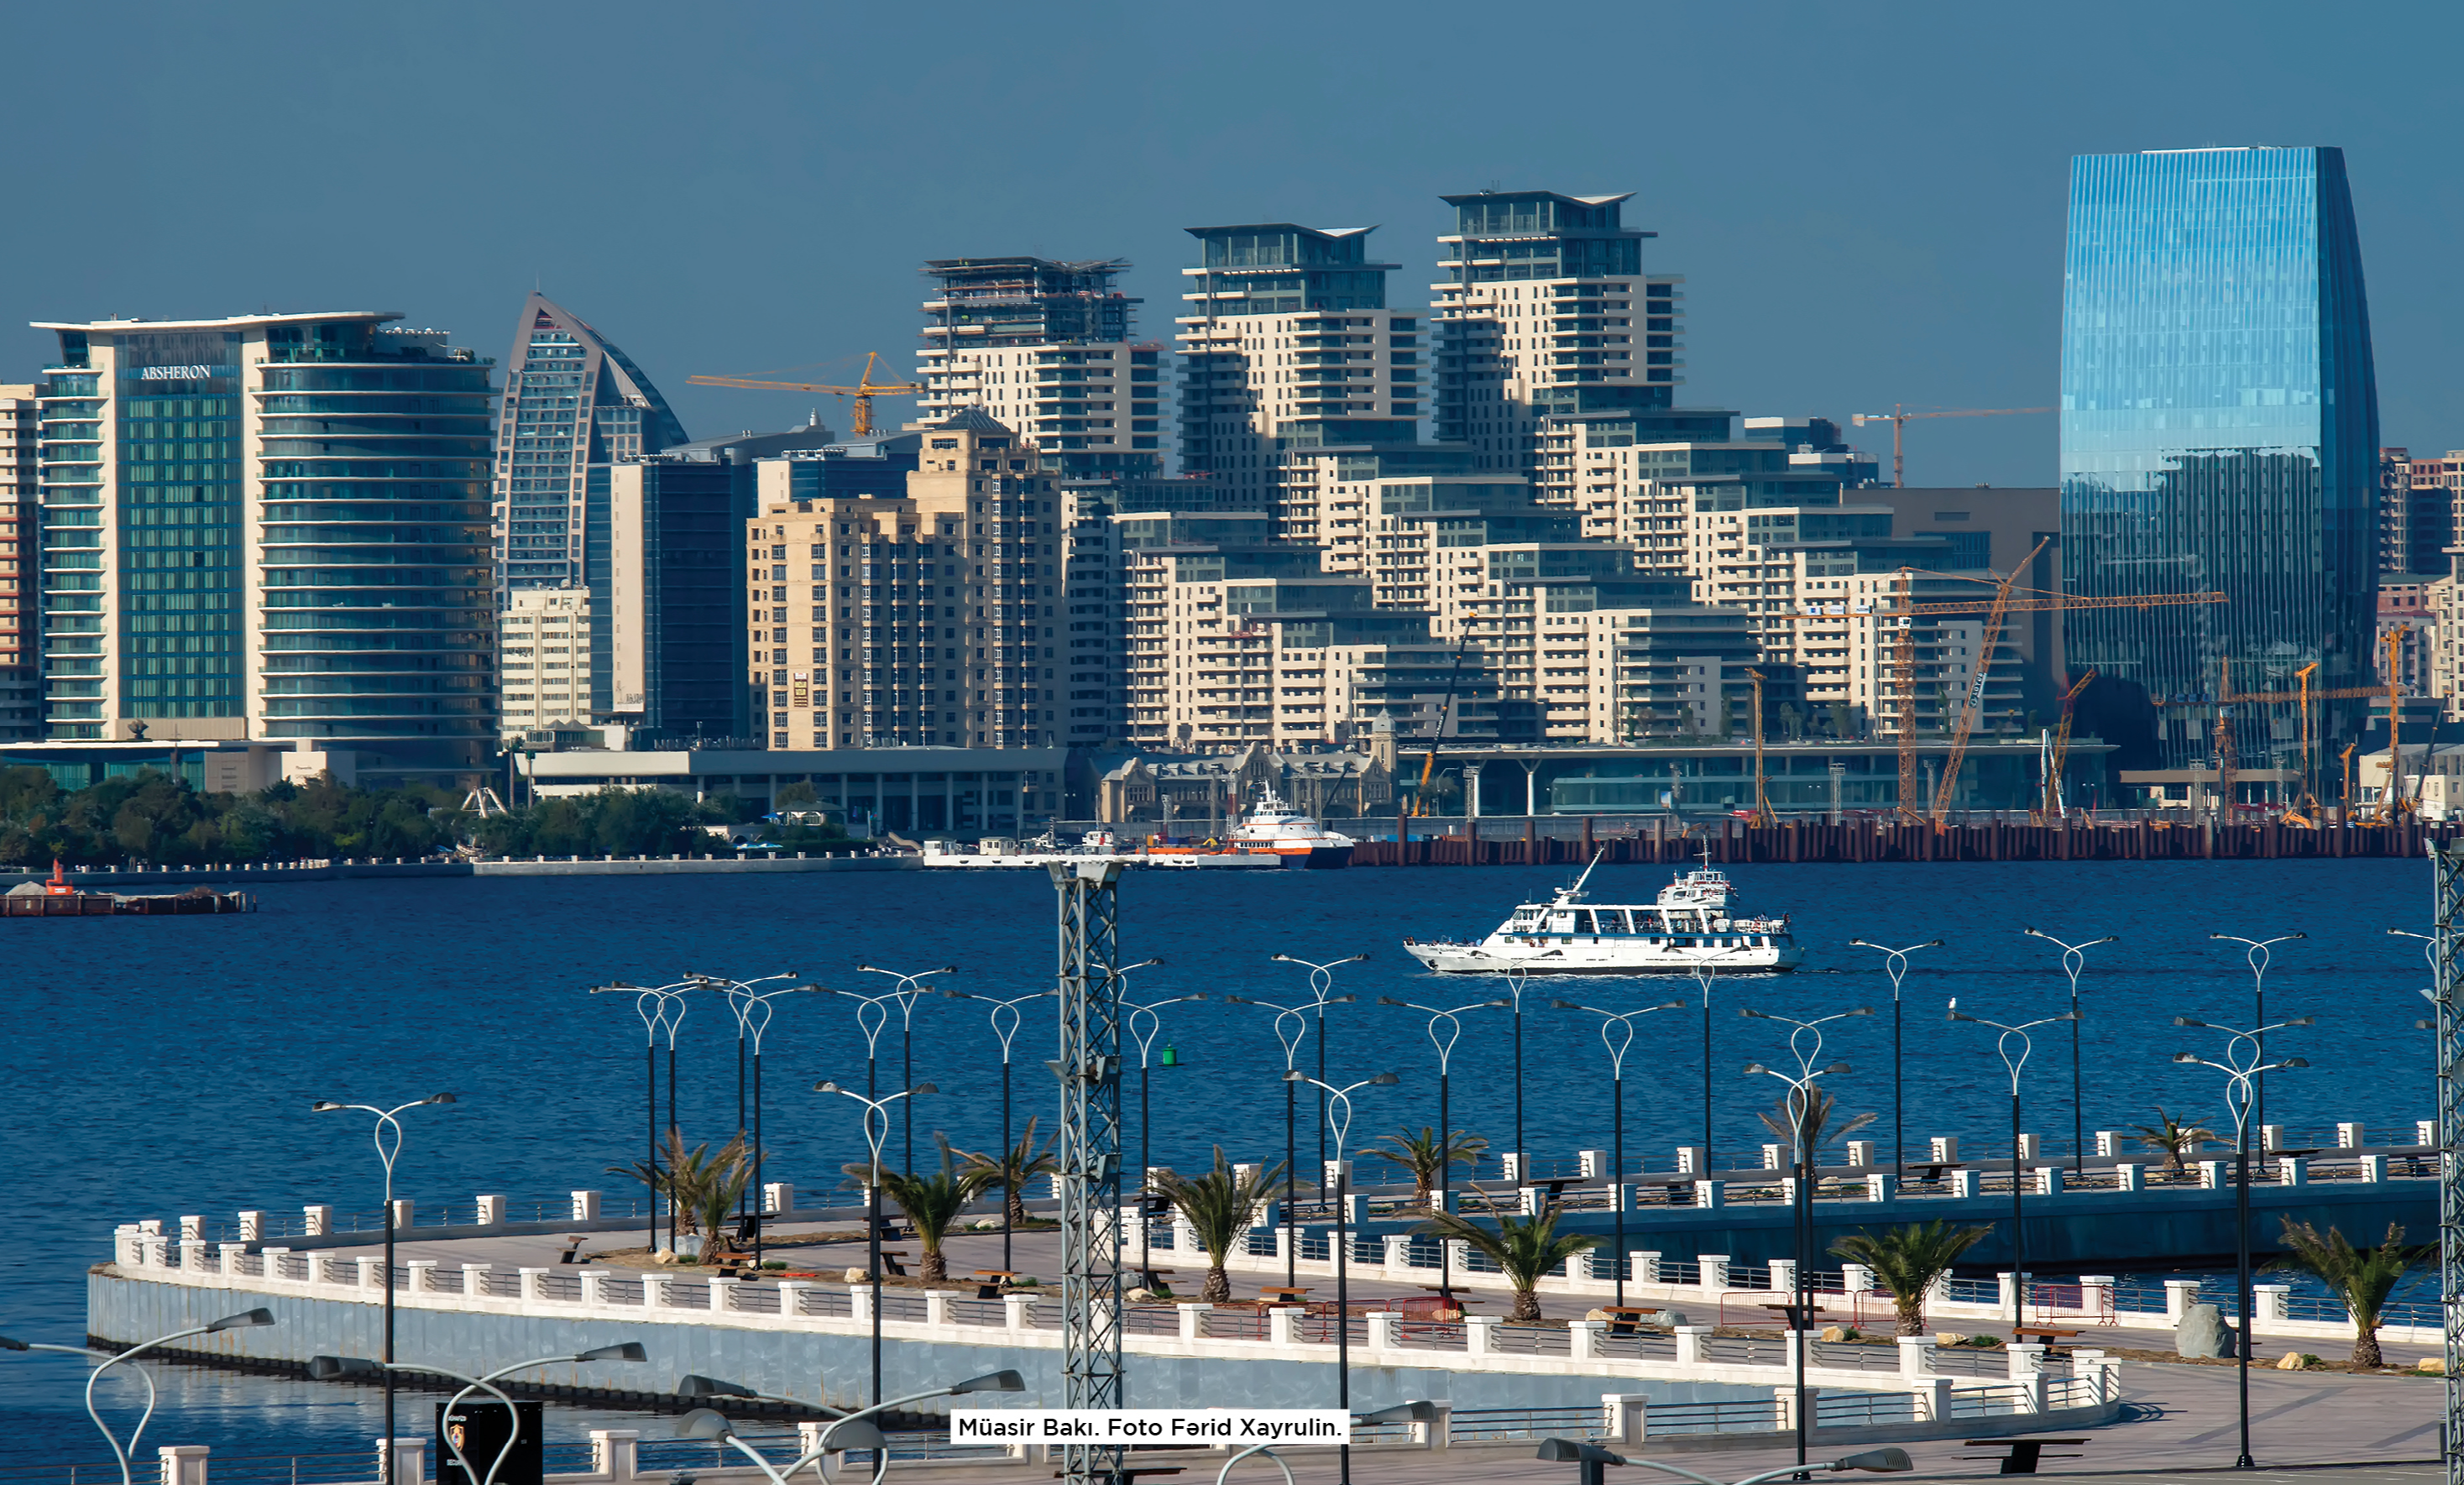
[31,310,400,333]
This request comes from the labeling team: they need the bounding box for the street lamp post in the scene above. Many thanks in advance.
[943,986,1057,1273]
[699,973,823,1264]
[1285,1068,1399,1485]
[1501,963,1531,1171]
[2,1310,274,1485]
[677,1369,1024,1485]
[2206,933,2304,1138]
[1551,997,1689,1307]
[2021,930,2117,1174]
[1224,991,1355,1288]
[1847,939,1942,1180]
[856,964,958,1170]
[1269,952,1369,1205]
[591,979,693,1253]
[311,1343,645,1485]
[1943,1003,2076,1338]
[1740,1006,1869,1476]
[1377,994,1509,1297]
[818,1078,939,1407]
[311,1093,456,1481]
[1117,962,1200,1285]
[1682,950,1725,1171]
[2173,1015,2312,1470]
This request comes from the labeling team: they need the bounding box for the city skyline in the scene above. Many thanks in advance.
[3,3,2457,492]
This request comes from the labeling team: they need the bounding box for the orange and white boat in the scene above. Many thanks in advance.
[1144,787,1355,870]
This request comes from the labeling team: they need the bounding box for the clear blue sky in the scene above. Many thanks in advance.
[4,2,2455,486]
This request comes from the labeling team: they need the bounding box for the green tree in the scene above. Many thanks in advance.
[1419,1205,1600,1321]
[2273,1219,2431,1367]
[1363,1126,1488,1209]
[1828,1220,1994,1335]
[2132,1107,2215,1177]
[606,1130,756,1261]
[866,1138,995,1283]
[1757,1086,1877,1160]
[1151,1148,1288,1303]
[955,1116,1059,1226]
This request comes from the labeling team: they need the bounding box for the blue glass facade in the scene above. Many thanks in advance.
[2059,147,2378,771]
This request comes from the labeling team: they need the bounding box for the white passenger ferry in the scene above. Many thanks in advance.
[1401,850,1802,975]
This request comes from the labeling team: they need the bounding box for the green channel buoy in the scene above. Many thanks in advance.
[1161,1044,1181,1067]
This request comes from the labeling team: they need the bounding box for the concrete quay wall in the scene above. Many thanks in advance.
[0,854,916,886]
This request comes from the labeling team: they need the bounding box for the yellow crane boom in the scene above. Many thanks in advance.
[688,351,923,436]
[1927,537,2049,824]
[2045,667,2095,816]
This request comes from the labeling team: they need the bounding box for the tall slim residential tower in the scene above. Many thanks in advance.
[1178,223,1421,510]
[30,312,495,778]
[495,294,688,592]
[2059,147,2379,771]
[1430,190,1680,479]
[917,257,1163,470]
[0,385,38,738]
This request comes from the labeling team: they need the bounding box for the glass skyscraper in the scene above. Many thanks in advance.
[2060,146,2379,772]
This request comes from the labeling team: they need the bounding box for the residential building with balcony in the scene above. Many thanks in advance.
[917,256,1163,470]
[0,384,37,738]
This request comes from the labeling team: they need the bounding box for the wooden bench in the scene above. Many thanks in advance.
[2011,1326,2083,1346]
[1596,1305,1659,1337]
[1258,1286,1313,1304]
[1966,1438,2086,1475]
[557,1236,589,1265]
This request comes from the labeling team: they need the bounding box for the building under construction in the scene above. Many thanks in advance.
[914,255,1162,468]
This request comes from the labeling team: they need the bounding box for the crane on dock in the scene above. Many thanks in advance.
[2155,656,2395,820]
[1774,583,2226,820]
[1744,667,1774,826]
[1849,405,2055,488]
[1925,538,2047,824]
[688,351,923,436]
[2043,668,2095,818]
[1411,633,1474,816]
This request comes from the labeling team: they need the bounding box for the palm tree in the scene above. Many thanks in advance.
[955,1116,1059,1226]
[2132,1107,2216,1177]
[1757,1086,1876,1158]
[1151,1148,1288,1303]
[1828,1220,1993,1335]
[869,1137,995,1283]
[2273,1219,2431,1367]
[1420,1204,1600,1321]
[606,1130,756,1260]
[1363,1126,1488,1208]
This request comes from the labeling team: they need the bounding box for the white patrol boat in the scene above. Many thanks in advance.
[1401,849,1802,975]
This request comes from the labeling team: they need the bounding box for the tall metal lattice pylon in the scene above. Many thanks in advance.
[1052,860,1125,1485]
[2434,840,2464,1485]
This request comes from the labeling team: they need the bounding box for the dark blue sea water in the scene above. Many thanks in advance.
[0,857,2442,1467]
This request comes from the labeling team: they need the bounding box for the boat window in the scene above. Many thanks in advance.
[1599,908,1630,933]
[1571,910,1593,933]
[1547,913,1573,933]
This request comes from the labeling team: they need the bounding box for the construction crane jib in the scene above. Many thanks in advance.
[687,351,924,437]
[1849,405,2055,488]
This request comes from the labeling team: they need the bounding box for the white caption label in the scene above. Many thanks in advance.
[951,1409,1351,1446]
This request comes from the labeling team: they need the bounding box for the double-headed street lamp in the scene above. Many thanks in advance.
[3,1310,274,1485]
[2021,930,2116,1174]
[1285,1068,1398,1485]
[2174,1014,2312,1471]
[1269,952,1370,1203]
[2207,932,2304,1135]
[854,964,957,1169]
[942,986,1056,1272]
[1847,938,1941,1180]
[591,978,694,1252]
[817,1078,938,1407]
[1377,994,1507,1296]
[311,1343,646,1485]
[699,972,824,1263]
[1680,948,1726,1171]
[1224,989,1356,1287]
[1117,960,1200,1284]
[311,1092,456,1478]
[1741,1004,1868,1476]
[1943,1002,2075,1337]
[1499,963,1533,1167]
[1553,996,1689,1307]
[678,1368,1024,1485]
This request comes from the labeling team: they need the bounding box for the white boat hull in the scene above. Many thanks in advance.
[1403,938,1803,975]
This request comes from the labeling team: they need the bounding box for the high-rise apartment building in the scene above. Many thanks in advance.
[498,588,590,739]
[1178,223,1420,509]
[747,410,1066,750]
[2060,147,2380,770]
[0,384,38,738]
[29,312,495,778]
[2380,447,2461,578]
[917,257,1164,467]
[494,293,688,594]
[1430,190,1681,489]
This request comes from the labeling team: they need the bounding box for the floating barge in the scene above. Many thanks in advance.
[2,860,254,917]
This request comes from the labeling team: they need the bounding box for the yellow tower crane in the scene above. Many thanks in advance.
[688,351,923,437]
[2043,668,2095,818]
[1849,405,2056,488]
